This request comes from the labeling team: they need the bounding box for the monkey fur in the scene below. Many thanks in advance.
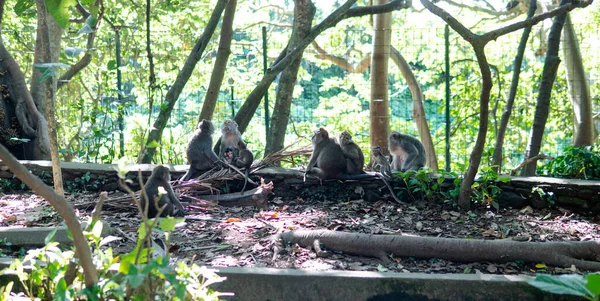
[338,130,364,175]
[142,165,186,218]
[219,120,243,160]
[181,119,220,181]
[388,131,426,172]
[305,127,374,182]
[371,146,392,177]
[232,140,254,194]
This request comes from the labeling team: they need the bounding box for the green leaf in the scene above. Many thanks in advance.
[159,217,185,232]
[45,0,78,28]
[91,220,103,238]
[107,59,117,70]
[54,278,69,301]
[45,228,58,245]
[14,0,34,15]
[529,274,593,298]
[146,140,161,148]
[586,274,600,296]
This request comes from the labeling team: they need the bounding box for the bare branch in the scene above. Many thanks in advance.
[311,41,371,73]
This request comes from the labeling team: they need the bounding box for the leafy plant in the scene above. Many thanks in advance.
[529,274,600,300]
[471,166,510,210]
[532,186,556,205]
[540,146,600,180]
[396,169,460,203]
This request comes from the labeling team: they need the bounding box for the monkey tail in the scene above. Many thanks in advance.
[241,168,249,194]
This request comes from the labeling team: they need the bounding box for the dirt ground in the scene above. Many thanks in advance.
[1,188,599,276]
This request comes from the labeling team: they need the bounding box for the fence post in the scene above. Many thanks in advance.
[262,26,270,137]
[444,25,451,172]
[115,29,124,158]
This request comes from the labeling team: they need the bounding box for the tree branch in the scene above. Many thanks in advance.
[311,41,371,73]
[0,144,98,287]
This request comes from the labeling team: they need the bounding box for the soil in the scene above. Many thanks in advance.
[1,188,599,276]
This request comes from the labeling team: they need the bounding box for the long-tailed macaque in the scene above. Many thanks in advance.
[305,127,374,182]
[232,140,253,194]
[338,130,364,175]
[219,120,242,160]
[181,119,219,181]
[388,131,426,172]
[142,165,185,218]
[371,146,392,177]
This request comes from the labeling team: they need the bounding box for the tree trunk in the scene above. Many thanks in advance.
[279,230,600,270]
[35,0,64,195]
[264,0,315,157]
[0,6,50,160]
[562,14,593,146]
[458,46,492,209]
[390,47,438,169]
[521,0,569,176]
[199,0,237,122]
[492,0,537,173]
[369,0,391,152]
[139,0,229,163]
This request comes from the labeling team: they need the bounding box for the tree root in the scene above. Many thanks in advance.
[277,229,600,270]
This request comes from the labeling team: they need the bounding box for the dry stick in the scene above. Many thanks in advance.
[510,154,555,176]
[378,173,407,205]
[0,144,98,287]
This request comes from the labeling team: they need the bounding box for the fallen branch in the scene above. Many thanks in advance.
[510,154,555,176]
[277,229,600,270]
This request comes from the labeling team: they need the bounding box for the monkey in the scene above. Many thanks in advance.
[371,146,392,178]
[219,120,243,160]
[388,131,426,172]
[232,140,254,194]
[304,127,375,182]
[181,119,220,181]
[338,130,365,175]
[142,165,186,218]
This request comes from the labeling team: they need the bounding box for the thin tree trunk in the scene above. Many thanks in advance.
[492,0,537,173]
[390,47,438,169]
[369,0,391,153]
[521,0,570,176]
[562,14,593,146]
[139,0,229,163]
[264,0,315,157]
[36,0,64,195]
[199,0,237,122]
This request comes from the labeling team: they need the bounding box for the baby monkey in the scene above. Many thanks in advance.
[371,146,392,178]
[388,131,426,172]
[338,130,364,175]
[233,141,254,194]
[142,165,185,218]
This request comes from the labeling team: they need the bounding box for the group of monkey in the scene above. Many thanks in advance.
[141,119,427,219]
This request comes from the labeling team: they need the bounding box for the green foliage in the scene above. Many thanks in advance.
[396,169,461,204]
[532,186,555,205]
[529,274,600,300]
[471,166,510,210]
[539,146,600,180]
[65,171,105,192]
[0,217,229,300]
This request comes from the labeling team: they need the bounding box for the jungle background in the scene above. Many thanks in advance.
[0,0,598,174]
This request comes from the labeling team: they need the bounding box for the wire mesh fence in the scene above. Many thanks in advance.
[15,19,596,170]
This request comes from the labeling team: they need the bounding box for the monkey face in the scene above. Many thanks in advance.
[389,131,402,151]
[338,130,352,145]
[371,146,382,157]
[153,165,171,181]
[222,120,239,135]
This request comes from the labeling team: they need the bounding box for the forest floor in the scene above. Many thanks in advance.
[1,188,599,276]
